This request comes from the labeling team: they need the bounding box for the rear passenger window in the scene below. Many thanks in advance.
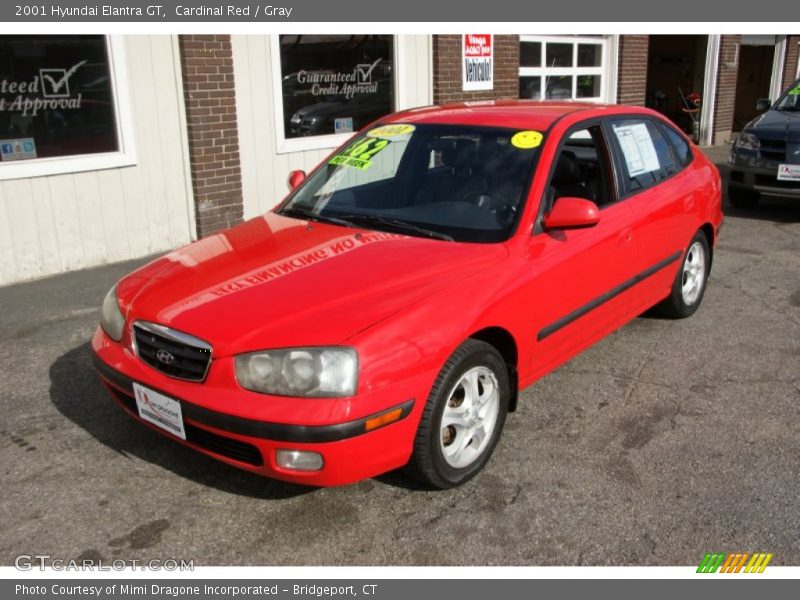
[610,119,677,193]
[660,123,693,168]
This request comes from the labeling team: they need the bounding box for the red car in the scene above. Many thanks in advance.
[93,101,722,488]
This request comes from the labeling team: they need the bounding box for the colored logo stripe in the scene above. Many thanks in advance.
[745,553,773,573]
[697,553,726,573]
[697,552,773,573]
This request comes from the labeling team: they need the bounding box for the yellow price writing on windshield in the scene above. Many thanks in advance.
[329,137,391,170]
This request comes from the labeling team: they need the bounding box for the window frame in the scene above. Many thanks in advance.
[533,117,620,235]
[270,35,401,155]
[0,35,137,181]
[518,35,610,103]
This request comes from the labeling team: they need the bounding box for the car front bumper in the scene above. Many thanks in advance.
[91,328,428,486]
[729,151,800,198]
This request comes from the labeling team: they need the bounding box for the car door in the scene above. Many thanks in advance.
[605,117,699,314]
[525,121,641,380]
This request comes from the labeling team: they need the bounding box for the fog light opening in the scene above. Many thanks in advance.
[275,449,324,472]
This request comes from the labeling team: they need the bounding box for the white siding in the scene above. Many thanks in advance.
[233,35,433,220]
[0,35,194,286]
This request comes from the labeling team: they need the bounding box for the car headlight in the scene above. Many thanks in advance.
[734,132,760,150]
[235,347,358,397]
[100,284,125,342]
[290,113,302,124]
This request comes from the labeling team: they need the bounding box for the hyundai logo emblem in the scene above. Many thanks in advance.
[156,349,175,365]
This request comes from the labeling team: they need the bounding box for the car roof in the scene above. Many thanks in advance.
[385,100,650,131]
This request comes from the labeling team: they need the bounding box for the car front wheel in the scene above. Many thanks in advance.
[406,339,510,489]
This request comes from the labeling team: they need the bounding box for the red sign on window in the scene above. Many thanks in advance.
[462,34,493,92]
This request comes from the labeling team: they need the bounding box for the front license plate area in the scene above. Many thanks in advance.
[133,383,186,440]
[777,163,800,182]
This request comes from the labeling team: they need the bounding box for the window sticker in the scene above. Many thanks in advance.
[329,137,391,170]
[511,130,543,149]
[367,124,415,139]
[613,123,660,177]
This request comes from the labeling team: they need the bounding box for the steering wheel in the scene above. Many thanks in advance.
[462,193,517,225]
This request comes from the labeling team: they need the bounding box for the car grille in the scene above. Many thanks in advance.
[755,174,800,189]
[133,321,212,382]
[109,387,264,467]
[759,138,787,162]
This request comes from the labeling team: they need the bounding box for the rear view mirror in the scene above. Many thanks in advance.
[287,170,307,190]
[756,98,771,112]
[543,197,600,230]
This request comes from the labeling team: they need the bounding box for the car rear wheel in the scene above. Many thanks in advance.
[657,230,710,318]
[405,339,510,489]
[728,187,760,208]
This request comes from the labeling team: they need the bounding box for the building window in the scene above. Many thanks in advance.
[519,36,608,102]
[277,35,394,142]
[0,35,135,180]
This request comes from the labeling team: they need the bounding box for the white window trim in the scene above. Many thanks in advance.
[0,35,137,181]
[270,35,401,155]
[518,35,612,102]
[770,36,787,102]
[699,35,720,147]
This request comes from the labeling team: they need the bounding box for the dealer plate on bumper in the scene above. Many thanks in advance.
[133,383,186,440]
[777,164,800,181]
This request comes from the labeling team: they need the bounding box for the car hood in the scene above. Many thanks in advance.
[745,109,800,143]
[118,212,508,356]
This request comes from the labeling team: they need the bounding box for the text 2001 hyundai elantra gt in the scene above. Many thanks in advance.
[93,101,722,488]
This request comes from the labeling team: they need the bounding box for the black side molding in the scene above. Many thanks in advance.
[537,250,682,342]
[92,353,414,443]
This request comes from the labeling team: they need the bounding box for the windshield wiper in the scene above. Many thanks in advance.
[278,207,357,228]
[333,213,454,241]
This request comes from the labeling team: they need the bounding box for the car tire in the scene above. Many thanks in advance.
[728,187,760,208]
[405,339,510,489]
[656,230,711,319]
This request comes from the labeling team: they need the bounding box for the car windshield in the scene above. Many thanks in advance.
[774,80,800,111]
[277,123,542,243]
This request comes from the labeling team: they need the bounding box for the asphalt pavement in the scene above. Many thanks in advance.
[1,145,798,566]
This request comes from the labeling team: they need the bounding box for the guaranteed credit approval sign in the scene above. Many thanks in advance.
[462,34,493,91]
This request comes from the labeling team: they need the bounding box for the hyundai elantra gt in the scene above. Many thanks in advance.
[93,101,723,488]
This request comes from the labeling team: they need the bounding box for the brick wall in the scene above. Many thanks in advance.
[178,35,243,238]
[617,35,649,106]
[782,36,800,90]
[433,35,520,104]
[712,35,741,145]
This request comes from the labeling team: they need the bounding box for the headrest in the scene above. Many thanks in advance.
[552,150,580,184]
[441,139,477,171]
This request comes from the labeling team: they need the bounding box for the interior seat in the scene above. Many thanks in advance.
[414,139,487,205]
[548,150,597,205]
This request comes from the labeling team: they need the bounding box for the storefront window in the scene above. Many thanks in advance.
[0,35,118,163]
[546,43,573,68]
[519,36,607,102]
[519,42,541,68]
[278,35,394,139]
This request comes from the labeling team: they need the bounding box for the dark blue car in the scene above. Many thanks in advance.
[728,77,800,207]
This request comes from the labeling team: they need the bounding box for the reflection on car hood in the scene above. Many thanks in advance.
[745,109,800,143]
[117,212,508,356]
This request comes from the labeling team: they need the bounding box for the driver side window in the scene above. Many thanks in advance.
[546,125,615,211]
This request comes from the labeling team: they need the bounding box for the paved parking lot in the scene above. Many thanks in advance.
[1,146,798,566]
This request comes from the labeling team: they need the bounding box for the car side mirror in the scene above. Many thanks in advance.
[542,197,600,230]
[287,170,307,190]
[756,98,771,112]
